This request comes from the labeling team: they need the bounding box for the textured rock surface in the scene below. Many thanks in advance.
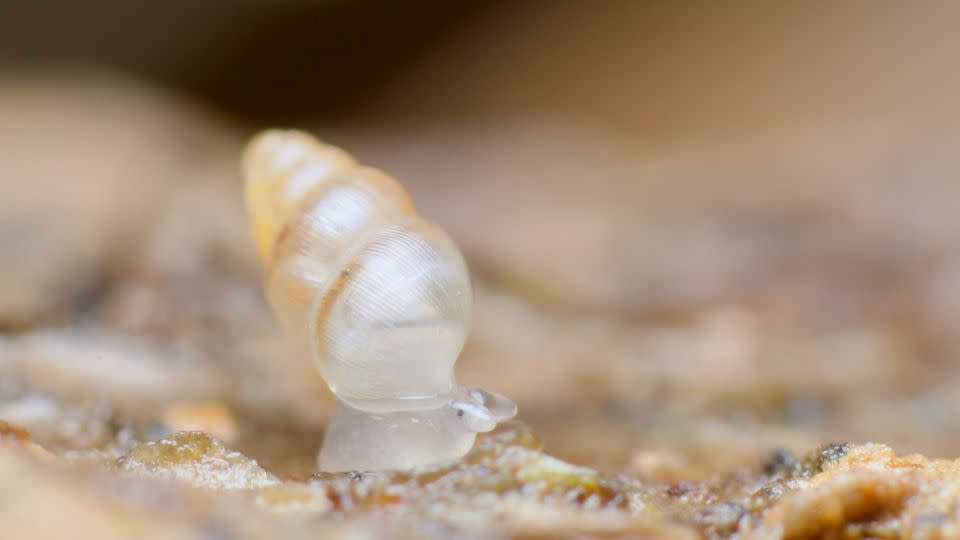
[117,431,279,490]
[6,417,960,539]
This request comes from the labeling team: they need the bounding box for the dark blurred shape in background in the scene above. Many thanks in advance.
[1,0,491,121]
[5,0,960,130]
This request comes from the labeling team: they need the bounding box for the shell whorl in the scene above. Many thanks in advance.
[242,130,472,411]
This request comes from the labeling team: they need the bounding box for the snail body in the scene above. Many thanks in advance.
[242,130,516,471]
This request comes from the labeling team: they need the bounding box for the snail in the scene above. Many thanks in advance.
[242,129,517,471]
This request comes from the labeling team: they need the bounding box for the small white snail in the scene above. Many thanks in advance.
[242,129,516,471]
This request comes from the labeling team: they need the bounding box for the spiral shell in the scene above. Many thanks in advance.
[242,130,472,412]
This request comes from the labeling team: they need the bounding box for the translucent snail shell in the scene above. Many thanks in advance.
[242,130,515,471]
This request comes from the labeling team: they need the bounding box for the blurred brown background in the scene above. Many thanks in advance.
[3,0,960,480]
